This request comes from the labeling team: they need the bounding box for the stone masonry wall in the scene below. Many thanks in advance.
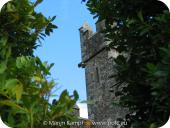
[79,22,127,128]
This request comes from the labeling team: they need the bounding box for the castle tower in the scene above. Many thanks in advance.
[79,21,127,127]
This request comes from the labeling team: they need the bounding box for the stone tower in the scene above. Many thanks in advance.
[78,21,127,128]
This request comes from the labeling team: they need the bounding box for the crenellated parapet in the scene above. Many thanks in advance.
[79,21,107,68]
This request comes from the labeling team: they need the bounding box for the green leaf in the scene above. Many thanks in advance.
[50,16,56,22]
[149,123,157,128]
[0,61,7,74]
[5,79,19,88]
[16,57,22,69]
[146,63,157,73]
[137,11,144,22]
[60,90,69,102]
[139,27,149,36]
[6,3,16,12]
[33,76,46,83]
[27,15,36,20]
[34,0,43,7]
[73,90,79,101]
[16,84,23,102]
[5,79,23,101]
[0,100,27,113]
[0,37,8,46]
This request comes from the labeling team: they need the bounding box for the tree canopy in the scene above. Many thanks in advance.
[0,0,78,127]
[85,0,170,127]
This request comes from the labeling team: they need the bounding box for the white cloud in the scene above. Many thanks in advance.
[77,103,88,119]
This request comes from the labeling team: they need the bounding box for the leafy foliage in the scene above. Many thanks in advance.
[85,0,170,127]
[0,0,78,127]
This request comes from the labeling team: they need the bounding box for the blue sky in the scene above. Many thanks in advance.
[34,0,96,117]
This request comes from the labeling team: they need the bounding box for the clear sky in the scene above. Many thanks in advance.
[34,0,96,118]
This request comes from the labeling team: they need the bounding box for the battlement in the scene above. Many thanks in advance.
[79,21,106,65]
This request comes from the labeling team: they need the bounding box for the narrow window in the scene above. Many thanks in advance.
[96,67,100,83]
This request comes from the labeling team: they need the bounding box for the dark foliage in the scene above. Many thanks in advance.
[84,0,170,127]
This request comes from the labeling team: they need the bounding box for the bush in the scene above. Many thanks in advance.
[0,0,78,127]
[85,0,170,127]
